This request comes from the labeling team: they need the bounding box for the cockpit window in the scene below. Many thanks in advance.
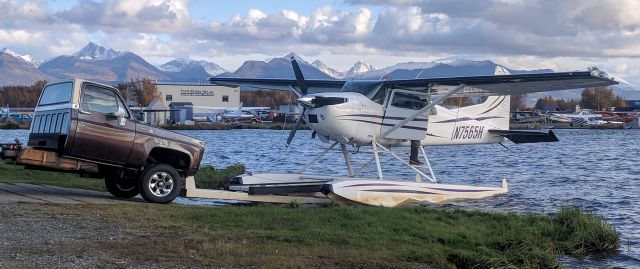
[340,81,383,97]
[390,92,429,110]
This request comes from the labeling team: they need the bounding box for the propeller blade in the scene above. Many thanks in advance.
[286,107,307,146]
[291,58,308,95]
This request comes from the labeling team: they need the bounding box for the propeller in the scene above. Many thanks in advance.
[291,58,308,96]
[286,58,309,146]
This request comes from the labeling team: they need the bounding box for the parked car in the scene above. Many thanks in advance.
[221,110,262,124]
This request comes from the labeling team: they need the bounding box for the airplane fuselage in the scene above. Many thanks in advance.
[303,92,507,147]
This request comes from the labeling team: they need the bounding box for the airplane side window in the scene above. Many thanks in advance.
[391,92,427,110]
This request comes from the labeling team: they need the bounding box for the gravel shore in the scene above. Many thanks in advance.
[0,203,162,269]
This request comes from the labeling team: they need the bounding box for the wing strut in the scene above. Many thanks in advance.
[381,84,466,138]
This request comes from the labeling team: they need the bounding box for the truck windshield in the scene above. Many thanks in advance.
[39,82,73,106]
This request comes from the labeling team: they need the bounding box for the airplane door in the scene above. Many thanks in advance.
[380,90,430,140]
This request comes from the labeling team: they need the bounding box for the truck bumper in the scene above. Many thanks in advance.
[17,148,98,173]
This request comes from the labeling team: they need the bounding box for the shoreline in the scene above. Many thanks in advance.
[0,162,621,268]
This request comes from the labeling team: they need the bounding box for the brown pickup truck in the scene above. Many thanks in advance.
[18,78,205,203]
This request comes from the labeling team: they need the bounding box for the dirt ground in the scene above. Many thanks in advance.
[0,203,177,269]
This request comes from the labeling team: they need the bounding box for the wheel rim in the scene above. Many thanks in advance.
[148,172,174,197]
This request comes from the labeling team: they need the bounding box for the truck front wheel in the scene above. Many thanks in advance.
[105,176,139,198]
[138,164,182,204]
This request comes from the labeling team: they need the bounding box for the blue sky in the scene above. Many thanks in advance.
[3,0,640,86]
[47,0,380,22]
[187,0,371,21]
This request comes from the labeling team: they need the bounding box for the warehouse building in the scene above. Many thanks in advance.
[155,83,241,115]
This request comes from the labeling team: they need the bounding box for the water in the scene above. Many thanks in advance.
[1,128,639,267]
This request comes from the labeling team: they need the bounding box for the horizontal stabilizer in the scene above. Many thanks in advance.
[489,129,559,143]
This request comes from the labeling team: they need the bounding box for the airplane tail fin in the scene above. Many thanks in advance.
[455,65,511,130]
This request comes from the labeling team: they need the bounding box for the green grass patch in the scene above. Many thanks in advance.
[194,164,245,189]
[1,161,619,268]
[71,203,619,269]
[0,162,105,191]
[0,163,246,192]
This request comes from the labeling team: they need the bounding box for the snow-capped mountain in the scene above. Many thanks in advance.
[72,42,126,60]
[436,58,488,66]
[344,60,376,78]
[223,52,334,80]
[0,50,52,86]
[1,48,42,67]
[160,58,227,76]
[269,52,311,65]
[312,60,344,79]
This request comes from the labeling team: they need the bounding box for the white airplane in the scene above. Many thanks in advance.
[210,60,620,207]
[550,105,620,126]
[188,103,270,123]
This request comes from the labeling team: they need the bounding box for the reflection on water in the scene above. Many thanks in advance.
[1,128,638,267]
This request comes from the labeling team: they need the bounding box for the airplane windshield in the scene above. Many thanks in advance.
[340,81,383,97]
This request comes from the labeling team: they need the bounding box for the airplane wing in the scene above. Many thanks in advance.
[381,69,620,97]
[209,77,346,95]
[209,69,620,97]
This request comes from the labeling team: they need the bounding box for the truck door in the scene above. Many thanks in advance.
[380,89,430,140]
[71,84,136,164]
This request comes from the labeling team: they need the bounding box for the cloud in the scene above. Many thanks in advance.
[57,0,192,33]
[0,0,638,85]
[345,0,640,58]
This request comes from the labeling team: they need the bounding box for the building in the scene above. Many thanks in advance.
[143,98,171,126]
[155,83,240,115]
[169,102,194,124]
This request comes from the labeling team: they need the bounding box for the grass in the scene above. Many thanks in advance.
[0,163,244,192]
[42,203,618,269]
[0,162,620,268]
[0,162,106,191]
[194,164,245,189]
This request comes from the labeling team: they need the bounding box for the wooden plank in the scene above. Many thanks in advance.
[184,177,330,204]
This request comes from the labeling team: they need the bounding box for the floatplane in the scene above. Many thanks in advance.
[205,60,620,207]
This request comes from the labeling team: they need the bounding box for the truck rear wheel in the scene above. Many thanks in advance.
[105,176,139,198]
[138,164,182,204]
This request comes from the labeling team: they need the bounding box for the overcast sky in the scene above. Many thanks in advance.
[1,0,639,86]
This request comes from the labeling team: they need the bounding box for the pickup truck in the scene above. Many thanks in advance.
[18,79,205,203]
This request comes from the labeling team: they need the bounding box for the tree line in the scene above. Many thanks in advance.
[240,90,296,108]
[528,87,627,112]
[0,80,47,108]
[116,78,161,107]
[0,79,161,108]
[0,81,627,113]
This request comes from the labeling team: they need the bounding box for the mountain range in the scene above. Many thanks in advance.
[0,42,638,104]
[0,43,229,86]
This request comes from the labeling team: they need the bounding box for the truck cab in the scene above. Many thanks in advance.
[26,79,205,203]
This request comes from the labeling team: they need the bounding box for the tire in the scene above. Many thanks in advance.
[105,176,139,198]
[138,164,182,204]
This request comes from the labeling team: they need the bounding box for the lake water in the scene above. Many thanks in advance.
[1,128,638,267]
